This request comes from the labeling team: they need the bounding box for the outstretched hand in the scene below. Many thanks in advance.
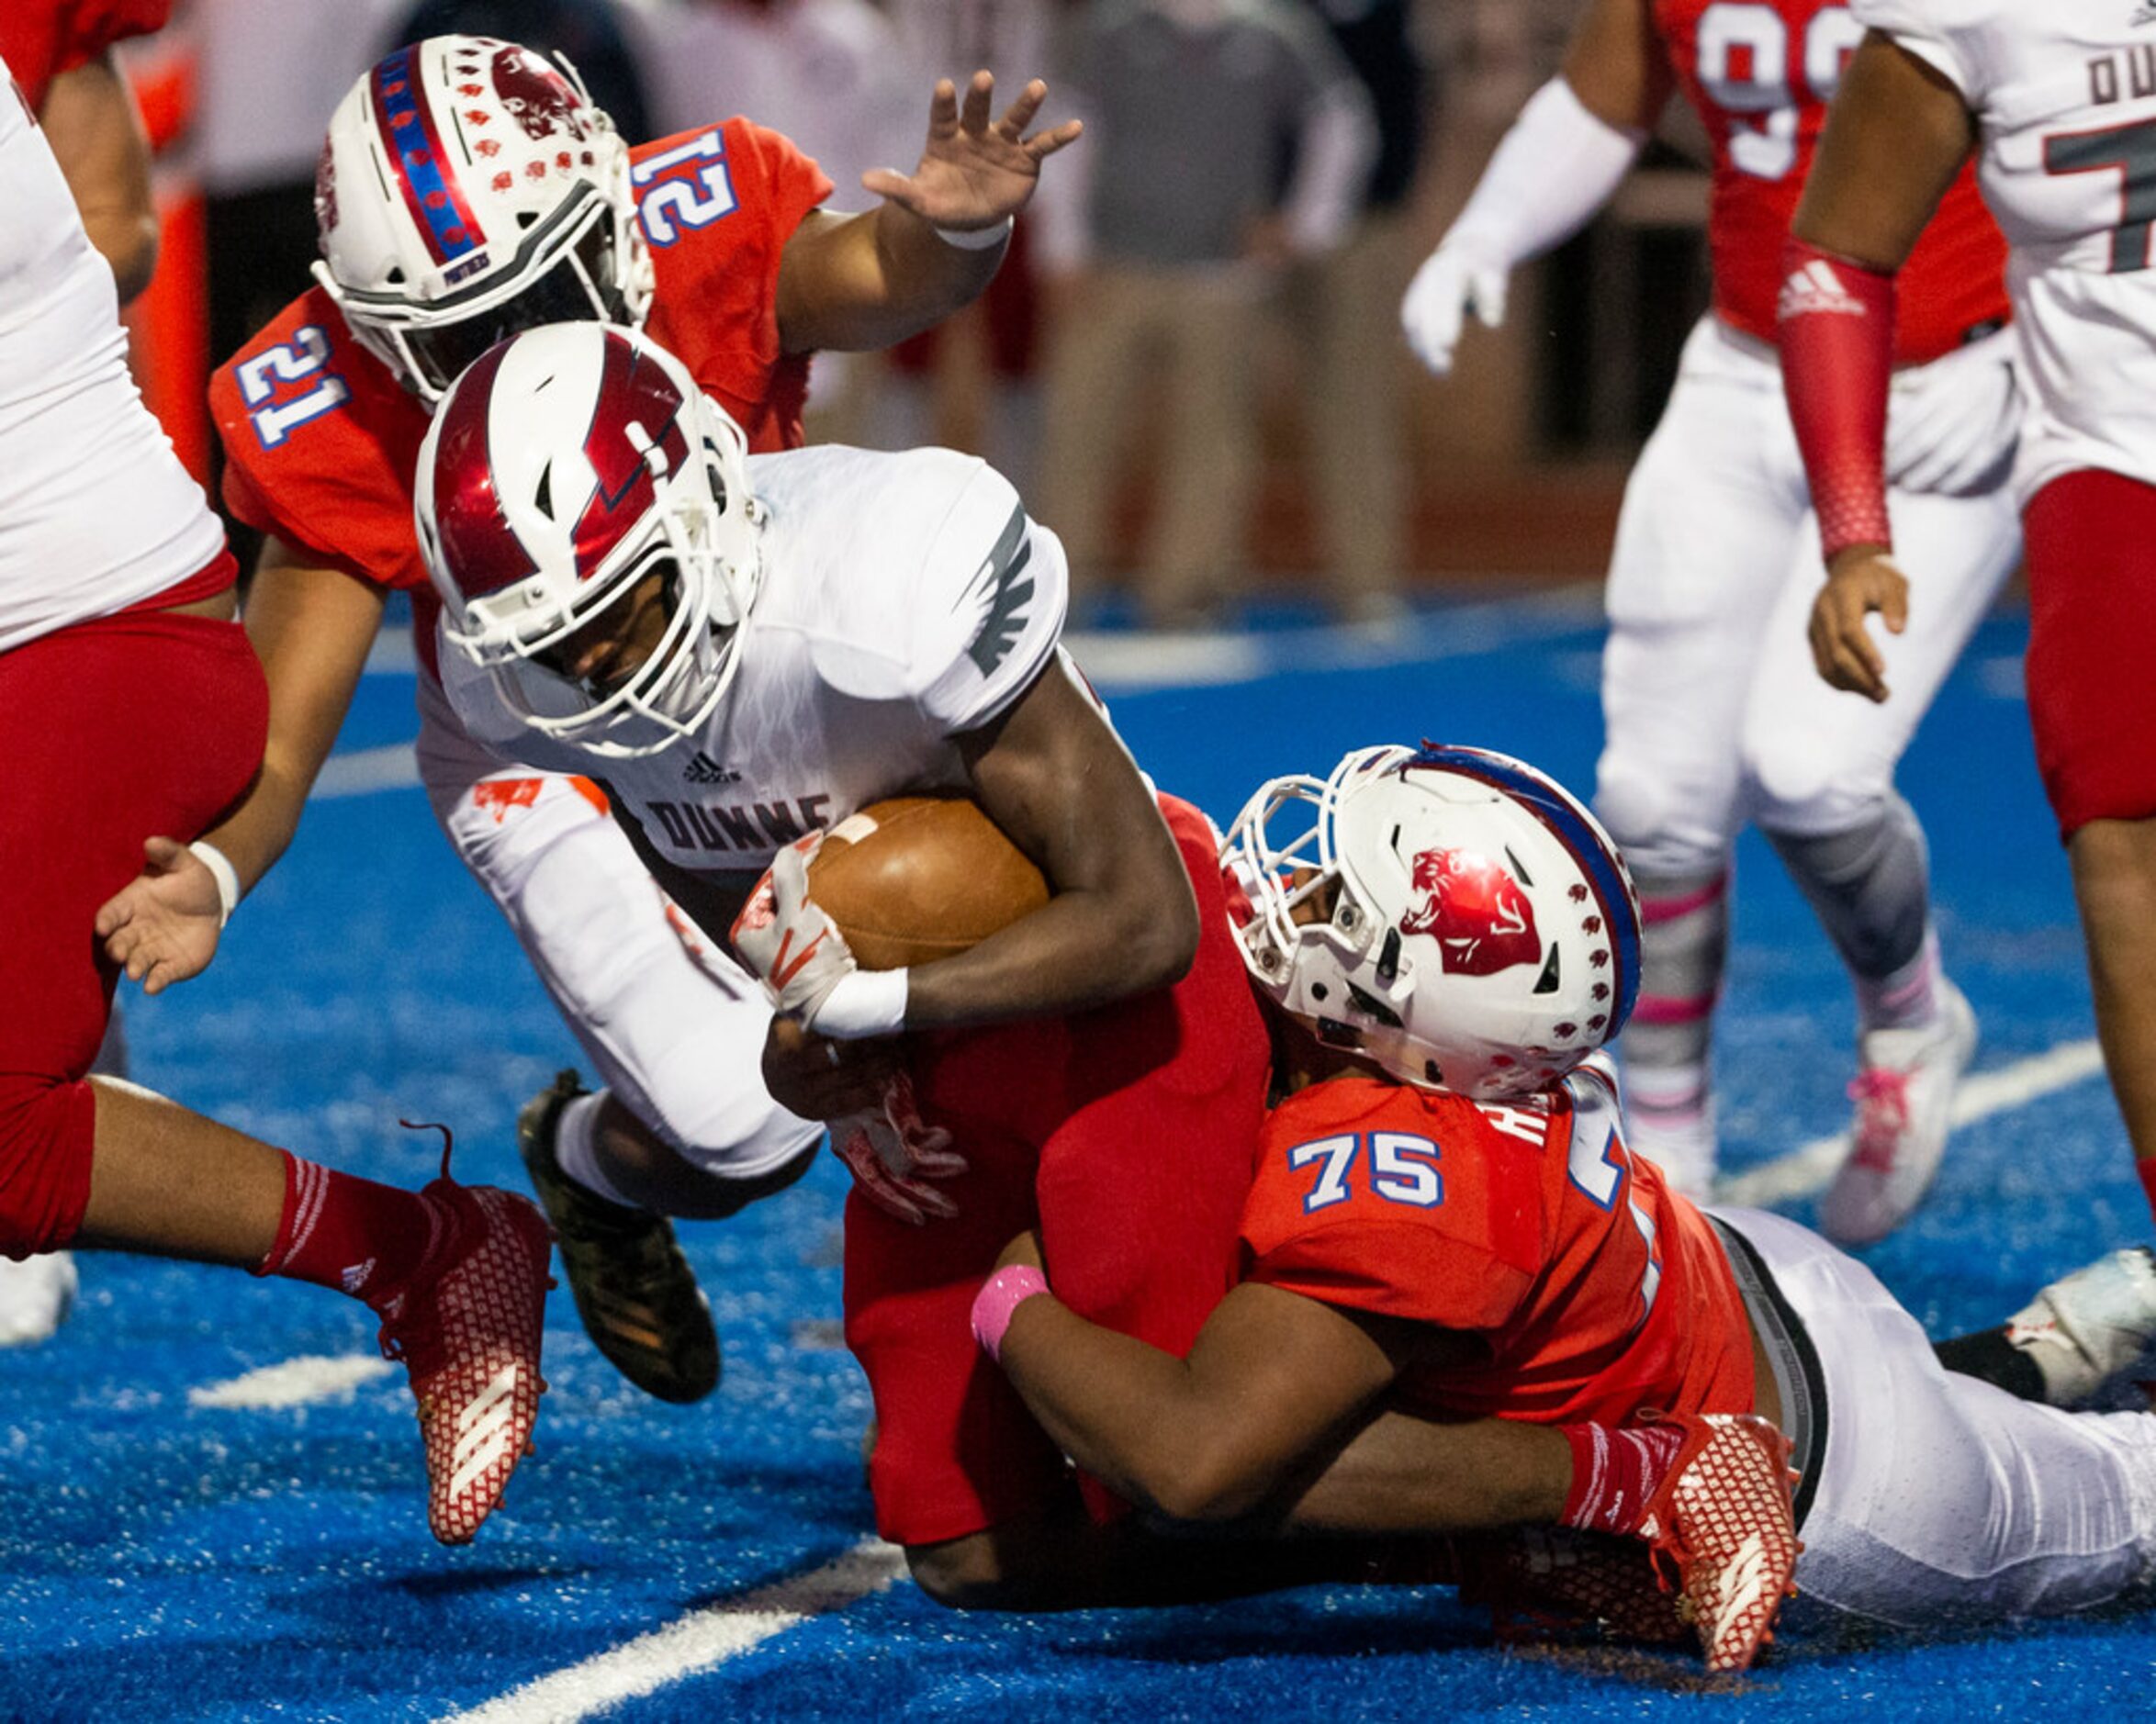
[862,72,1082,234]
[1809,546,1908,704]
[94,835,224,994]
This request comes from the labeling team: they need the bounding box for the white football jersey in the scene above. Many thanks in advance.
[0,67,227,650]
[441,443,1071,878]
[1855,0,2156,497]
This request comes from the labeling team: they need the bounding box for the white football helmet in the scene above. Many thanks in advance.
[1224,744,1642,1100]
[414,322,764,759]
[313,35,652,403]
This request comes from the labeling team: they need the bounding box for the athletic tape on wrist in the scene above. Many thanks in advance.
[971,1263,1050,1363]
[188,840,241,930]
[809,965,909,1040]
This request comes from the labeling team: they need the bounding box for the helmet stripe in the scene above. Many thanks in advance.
[372,46,484,268]
[430,341,534,600]
[1403,745,1642,1036]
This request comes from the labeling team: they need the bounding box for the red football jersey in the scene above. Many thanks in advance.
[1653,0,2007,364]
[1241,1064,1755,1427]
[0,0,170,113]
[212,119,832,681]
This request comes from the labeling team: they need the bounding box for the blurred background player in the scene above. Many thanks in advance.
[973,744,2156,1653]
[1028,0,1376,629]
[0,0,171,1347]
[1399,0,2016,1240]
[94,36,1079,1406]
[0,43,551,1545]
[1781,6,2156,1261]
[415,319,1273,1611]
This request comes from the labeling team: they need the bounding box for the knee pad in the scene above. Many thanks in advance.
[1763,794,1932,979]
[0,1073,96,1258]
[1744,728,1888,840]
[1594,756,1729,886]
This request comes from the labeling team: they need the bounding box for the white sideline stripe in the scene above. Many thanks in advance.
[314,744,421,799]
[319,600,1602,800]
[188,1354,396,1409]
[443,1539,908,1723]
[1715,1038,2106,1208]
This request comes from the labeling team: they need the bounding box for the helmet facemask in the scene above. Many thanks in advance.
[1224,744,1640,1101]
[441,391,762,760]
[313,37,656,406]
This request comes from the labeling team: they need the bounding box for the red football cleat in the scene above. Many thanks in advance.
[376,1181,553,1544]
[1634,1412,1802,1674]
[1458,1526,1690,1647]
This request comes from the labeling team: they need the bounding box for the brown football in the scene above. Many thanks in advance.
[807,795,1050,970]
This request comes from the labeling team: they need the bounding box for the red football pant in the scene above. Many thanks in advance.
[0,608,267,1256]
[2023,468,2156,838]
[844,796,1274,1547]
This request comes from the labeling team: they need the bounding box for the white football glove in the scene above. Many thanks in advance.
[831,1070,969,1226]
[732,834,907,1039]
[1400,241,1510,377]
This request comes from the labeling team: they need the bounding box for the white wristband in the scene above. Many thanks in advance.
[187,840,241,930]
[808,966,910,1040]
[933,216,1014,252]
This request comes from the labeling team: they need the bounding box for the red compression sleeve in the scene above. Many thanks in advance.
[1779,237,1897,563]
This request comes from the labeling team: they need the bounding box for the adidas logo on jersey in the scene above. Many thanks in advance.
[683,750,739,786]
[1777,258,1869,320]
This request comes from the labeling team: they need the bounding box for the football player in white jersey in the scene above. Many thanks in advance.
[417,321,1281,1595]
[0,54,552,1545]
[1779,9,2156,1248]
[1397,0,2014,1236]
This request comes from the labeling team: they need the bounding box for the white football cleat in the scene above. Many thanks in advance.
[2004,1246,2156,1407]
[1822,980,1978,1246]
[0,1252,77,1347]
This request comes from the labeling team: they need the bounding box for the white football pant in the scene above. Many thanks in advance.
[1596,316,2021,875]
[1715,1206,2156,1625]
[415,675,820,1181]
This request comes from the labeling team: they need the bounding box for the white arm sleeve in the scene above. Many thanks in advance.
[1444,76,1646,268]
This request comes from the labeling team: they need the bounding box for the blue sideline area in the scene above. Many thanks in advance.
[3,593,2150,1721]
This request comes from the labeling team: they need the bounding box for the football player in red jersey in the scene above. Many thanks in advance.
[0,53,552,1546]
[92,35,1082,1405]
[963,745,2156,1663]
[0,0,170,1348]
[1400,0,2014,1242]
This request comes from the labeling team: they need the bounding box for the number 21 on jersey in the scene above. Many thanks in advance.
[634,130,739,248]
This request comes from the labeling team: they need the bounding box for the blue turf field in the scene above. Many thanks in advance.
[6,591,2153,1720]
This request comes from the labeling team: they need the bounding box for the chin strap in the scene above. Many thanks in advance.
[1779,237,1897,564]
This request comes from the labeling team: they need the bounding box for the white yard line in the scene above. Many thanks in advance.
[324,600,1603,800]
[1715,1037,2106,1208]
[313,744,421,798]
[187,1354,395,1409]
[442,1539,908,1724]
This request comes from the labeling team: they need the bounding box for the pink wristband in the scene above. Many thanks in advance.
[971,1265,1050,1363]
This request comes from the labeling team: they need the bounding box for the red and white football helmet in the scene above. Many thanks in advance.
[413,323,763,759]
[313,36,652,403]
[1224,744,1642,1099]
